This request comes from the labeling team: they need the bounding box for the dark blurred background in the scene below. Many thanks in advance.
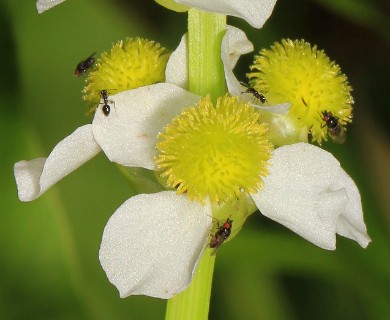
[1,0,389,319]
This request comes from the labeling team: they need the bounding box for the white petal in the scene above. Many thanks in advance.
[251,143,362,250]
[252,102,291,114]
[14,125,100,201]
[173,0,277,28]
[224,26,254,69]
[165,34,189,89]
[36,0,66,13]
[92,83,200,170]
[99,191,212,299]
[221,26,254,95]
[332,169,371,247]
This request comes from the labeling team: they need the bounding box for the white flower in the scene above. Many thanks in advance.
[14,82,370,299]
[14,25,369,299]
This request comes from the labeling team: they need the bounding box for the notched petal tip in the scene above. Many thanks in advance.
[252,143,370,250]
[99,191,212,299]
[14,158,46,202]
[333,169,371,248]
[14,125,100,202]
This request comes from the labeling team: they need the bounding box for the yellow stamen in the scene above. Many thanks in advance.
[155,95,273,204]
[248,39,353,144]
[83,37,170,111]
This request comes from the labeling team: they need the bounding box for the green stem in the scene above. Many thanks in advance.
[165,252,216,319]
[165,9,226,320]
[188,8,227,100]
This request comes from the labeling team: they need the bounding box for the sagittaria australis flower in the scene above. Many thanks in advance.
[15,81,372,300]
[14,28,370,299]
[14,83,370,298]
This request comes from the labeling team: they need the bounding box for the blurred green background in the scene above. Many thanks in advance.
[1,0,389,319]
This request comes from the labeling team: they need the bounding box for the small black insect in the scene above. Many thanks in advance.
[100,90,111,116]
[321,110,346,144]
[209,218,233,255]
[240,82,267,104]
[74,52,96,76]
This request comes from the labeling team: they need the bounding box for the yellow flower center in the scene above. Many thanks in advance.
[155,95,273,204]
[83,37,170,111]
[248,39,353,144]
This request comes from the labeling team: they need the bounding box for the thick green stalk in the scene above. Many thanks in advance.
[165,252,216,319]
[187,9,227,100]
[165,8,227,320]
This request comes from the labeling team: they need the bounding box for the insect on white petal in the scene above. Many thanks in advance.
[36,0,66,14]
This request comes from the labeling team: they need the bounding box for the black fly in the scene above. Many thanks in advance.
[240,82,267,104]
[74,52,96,76]
[209,218,233,255]
[321,110,346,144]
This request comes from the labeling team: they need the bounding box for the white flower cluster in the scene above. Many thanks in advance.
[20,0,370,299]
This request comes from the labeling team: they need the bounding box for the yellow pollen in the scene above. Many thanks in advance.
[155,95,273,204]
[83,37,170,111]
[248,39,353,144]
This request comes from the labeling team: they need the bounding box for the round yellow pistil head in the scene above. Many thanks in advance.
[83,37,170,110]
[248,39,353,144]
[155,95,273,205]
